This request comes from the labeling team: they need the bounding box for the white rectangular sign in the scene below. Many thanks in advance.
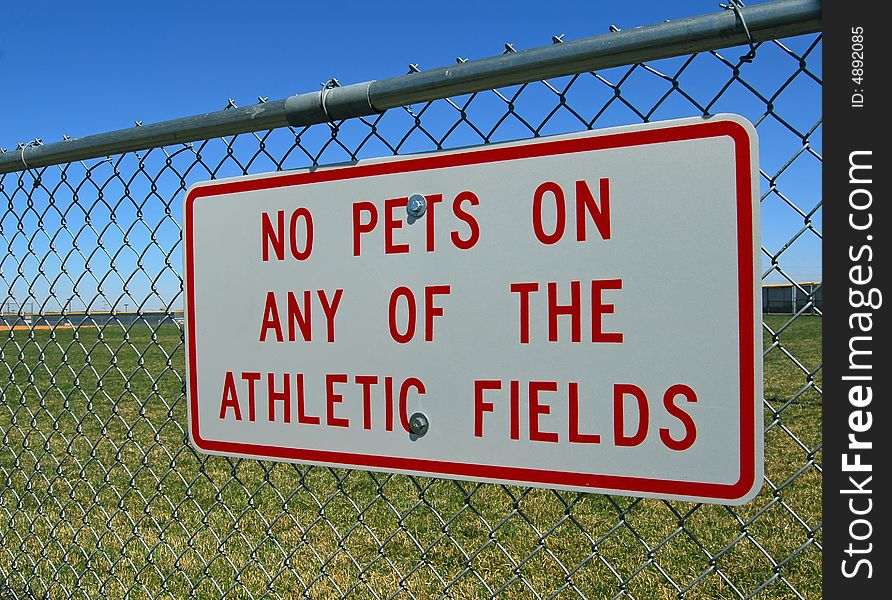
[185,115,762,504]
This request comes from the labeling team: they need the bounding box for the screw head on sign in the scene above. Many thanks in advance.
[408,412,429,437]
[407,194,427,219]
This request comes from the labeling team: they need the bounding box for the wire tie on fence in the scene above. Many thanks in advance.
[721,0,757,63]
[18,139,41,170]
[320,78,341,124]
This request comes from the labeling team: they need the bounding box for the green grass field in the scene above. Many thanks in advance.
[0,314,821,599]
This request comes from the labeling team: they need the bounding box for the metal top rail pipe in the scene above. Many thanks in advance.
[0,0,820,174]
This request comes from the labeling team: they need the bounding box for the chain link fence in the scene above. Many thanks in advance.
[1,2,821,597]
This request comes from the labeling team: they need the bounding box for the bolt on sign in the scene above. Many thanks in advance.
[184,115,763,505]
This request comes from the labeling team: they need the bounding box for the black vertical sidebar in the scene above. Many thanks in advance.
[823,0,888,596]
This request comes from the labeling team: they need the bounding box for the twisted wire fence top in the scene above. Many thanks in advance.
[1,1,821,597]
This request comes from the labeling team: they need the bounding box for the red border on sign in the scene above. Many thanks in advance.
[185,119,757,500]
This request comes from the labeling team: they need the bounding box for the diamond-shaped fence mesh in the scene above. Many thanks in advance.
[0,12,821,600]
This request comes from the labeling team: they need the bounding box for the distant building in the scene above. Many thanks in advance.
[762,282,822,314]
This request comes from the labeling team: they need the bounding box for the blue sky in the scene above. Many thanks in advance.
[1,1,821,312]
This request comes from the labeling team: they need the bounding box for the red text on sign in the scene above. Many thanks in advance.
[352,192,481,256]
[532,178,611,245]
[388,285,452,343]
[218,371,426,433]
[259,289,344,343]
[510,279,624,343]
[473,379,697,450]
[261,209,314,261]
